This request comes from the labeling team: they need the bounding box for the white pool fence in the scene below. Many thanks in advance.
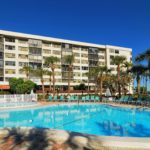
[0,94,37,103]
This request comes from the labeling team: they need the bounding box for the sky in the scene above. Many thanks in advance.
[0,0,150,88]
[0,0,150,59]
[0,0,150,90]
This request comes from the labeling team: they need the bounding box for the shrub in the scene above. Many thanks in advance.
[9,78,36,94]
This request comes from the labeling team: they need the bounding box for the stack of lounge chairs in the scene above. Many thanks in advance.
[113,95,150,106]
[47,94,150,107]
[48,95,101,102]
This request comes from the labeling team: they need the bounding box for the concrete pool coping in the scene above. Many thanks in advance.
[0,101,149,111]
[0,128,149,149]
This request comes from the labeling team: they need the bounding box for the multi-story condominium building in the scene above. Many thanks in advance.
[0,30,132,92]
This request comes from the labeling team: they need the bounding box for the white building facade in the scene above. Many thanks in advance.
[0,30,132,92]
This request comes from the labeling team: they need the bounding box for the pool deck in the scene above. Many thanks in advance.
[0,128,149,150]
[0,102,150,149]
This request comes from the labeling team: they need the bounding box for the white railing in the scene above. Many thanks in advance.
[0,94,37,103]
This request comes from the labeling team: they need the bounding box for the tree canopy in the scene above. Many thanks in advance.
[9,78,36,94]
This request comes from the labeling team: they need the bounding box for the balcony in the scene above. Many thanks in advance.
[28,39,42,48]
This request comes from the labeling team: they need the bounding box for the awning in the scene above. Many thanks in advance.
[0,85,10,90]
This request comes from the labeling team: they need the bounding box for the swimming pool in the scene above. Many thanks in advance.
[0,104,150,137]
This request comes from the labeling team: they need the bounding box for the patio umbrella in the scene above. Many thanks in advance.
[105,88,111,97]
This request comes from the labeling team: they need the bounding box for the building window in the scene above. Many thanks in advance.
[55,72,61,76]
[19,54,28,59]
[73,72,80,77]
[109,49,114,53]
[19,62,28,67]
[56,79,62,82]
[53,50,61,55]
[0,43,4,51]
[82,47,88,52]
[62,43,71,49]
[82,66,88,70]
[0,37,3,43]
[0,69,3,76]
[28,39,42,48]
[72,46,80,50]
[115,50,119,54]
[81,60,88,64]
[5,61,15,66]
[18,39,28,44]
[29,62,42,69]
[99,55,105,59]
[73,66,80,70]
[5,37,15,43]
[74,59,80,64]
[43,49,51,54]
[99,61,105,65]
[0,61,3,67]
[29,47,42,55]
[18,47,28,51]
[42,41,51,47]
[0,52,3,59]
[5,45,15,50]
[110,55,114,65]
[5,69,16,74]
[5,77,11,82]
[52,43,61,48]
[73,53,80,57]
[99,49,105,53]
[5,53,15,58]
[81,54,88,57]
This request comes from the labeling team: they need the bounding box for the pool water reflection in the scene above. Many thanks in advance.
[0,104,150,137]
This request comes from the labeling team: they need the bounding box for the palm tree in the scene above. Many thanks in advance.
[84,69,92,94]
[107,74,117,96]
[97,66,111,96]
[88,67,100,94]
[123,61,132,71]
[32,68,48,98]
[63,54,74,95]
[130,65,147,95]
[135,49,150,90]
[20,65,32,80]
[47,70,52,92]
[135,49,150,72]
[45,56,60,96]
[123,61,133,93]
[111,56,126,97]
[142,72,149,95]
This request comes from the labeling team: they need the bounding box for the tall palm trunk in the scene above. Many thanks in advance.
[94,80,97,95]
[68,65,71,95]
[142,76,145,94]
[145,76,148,95]
[95,79,98,95]
[87,77,90,94]
[25,71,29,81]
[49,74,52,92]
[137,76,141,95]
[52,66,55,96]
[128,76,131,94]
[41,79,45,99]
[100,78,103,96]
[117,65,121,97]
[26,72,29,80]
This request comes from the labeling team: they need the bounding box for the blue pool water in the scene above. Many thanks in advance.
[0,104,150,137]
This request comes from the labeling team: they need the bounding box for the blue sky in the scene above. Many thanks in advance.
[0,0,150,59]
